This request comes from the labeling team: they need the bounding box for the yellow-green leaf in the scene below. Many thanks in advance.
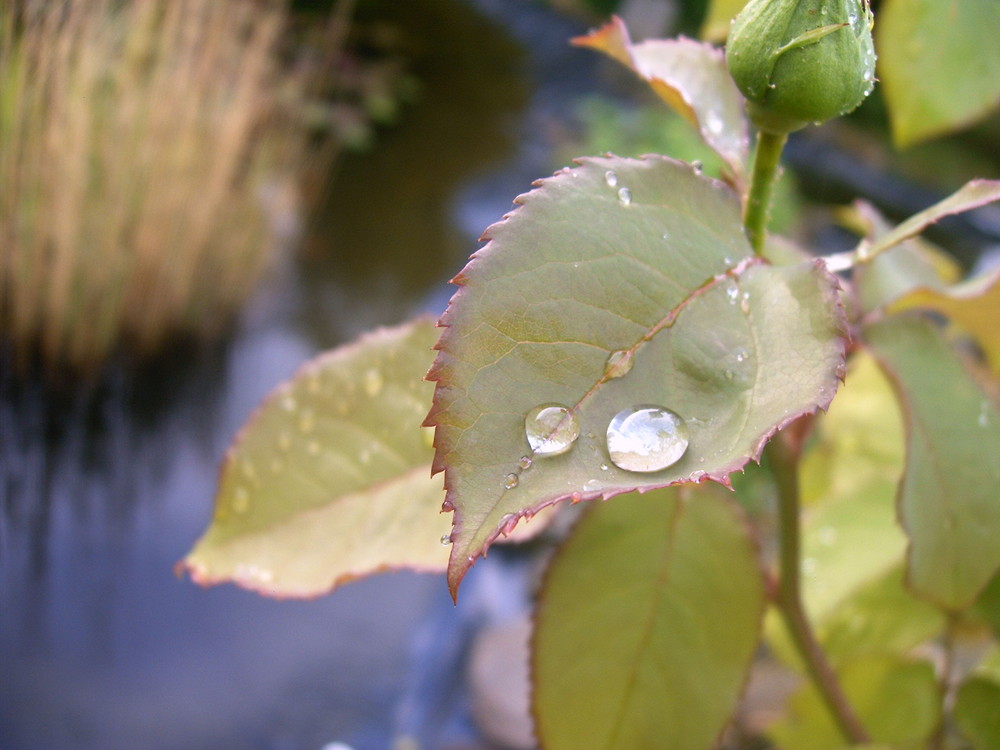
[181,319,449,598]
[865,315,1000,610]
[890,268,1000,374]
[878,0,1000,147]
[427,155,847,596]
[769,655,941,750]
[532,485,765,750]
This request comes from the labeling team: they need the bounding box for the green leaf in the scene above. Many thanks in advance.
[890,268,1000,374]
[427,155,847,595]
[181,318,449,598]
[877,0,1000,147]
[572,18,749,185]
[768,655,941,750]
[858,180,1000,262]
[865,315,1000,610]
[818,567,946,666]
[972,570,1000,638]
[532,485,765,750]
[954,648,1000,750]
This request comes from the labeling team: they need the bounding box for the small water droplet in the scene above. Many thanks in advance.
[525,403,580,457]
[600,463,609,471]
[606,406,689,472]
[583,479,601,492]
[740,290,751,314]
[734,348,749,363]
[726,283,740,303]
[604,349,635,379]
[724,368,735,381]
[499,513,519,534]
[691,160,703,174]
[518,455,533,470]
[440,534,453,546]
[233,486,250,513]
[503,473,519,489]
[618,187,632,206]
[705,112,723,135]
[723,256,733,266]
[604,170,618,187]
[661,231,670,241]
[363,368,384,397]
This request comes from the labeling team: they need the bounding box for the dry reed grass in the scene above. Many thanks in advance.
[0,0,322,374]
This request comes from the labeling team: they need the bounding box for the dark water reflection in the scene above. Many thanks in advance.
[1,1,597,748]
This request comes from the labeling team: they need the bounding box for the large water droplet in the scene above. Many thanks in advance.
[440,534,453,546]
[606,405,689,472]
[604,350,634,380]
[503,473,519,489]
[618,187,632,205]
[518,455,533,470]
[525,404,580,457]
[604,170,618,187]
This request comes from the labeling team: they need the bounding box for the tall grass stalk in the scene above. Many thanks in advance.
[1,0,319,374]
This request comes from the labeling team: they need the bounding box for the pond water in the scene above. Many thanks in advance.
[0,2,600,748]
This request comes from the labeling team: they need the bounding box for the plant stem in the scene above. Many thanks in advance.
[745,128,870,744]
[767,433,871,744]
[744,130,787,254]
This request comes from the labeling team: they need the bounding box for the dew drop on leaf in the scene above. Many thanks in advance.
[504,473,520,489]
[604,169,618,187]
[604,349,635,379]
[606,405,690,473]
[618,187,632,205]
[525,404,580,457]
[518,455,533,470]
[440,534,453,546]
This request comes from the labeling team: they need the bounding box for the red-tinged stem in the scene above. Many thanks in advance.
[766,432,871,745]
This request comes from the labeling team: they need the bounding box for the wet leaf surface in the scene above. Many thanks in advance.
[427,155,847,595]
[532,485,765,750]
[865,315,1000,610]
[573,18,749,184]
[878,0,1000,147]
[182,319,449,598]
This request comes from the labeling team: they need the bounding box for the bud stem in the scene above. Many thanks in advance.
[744,130,787,254]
